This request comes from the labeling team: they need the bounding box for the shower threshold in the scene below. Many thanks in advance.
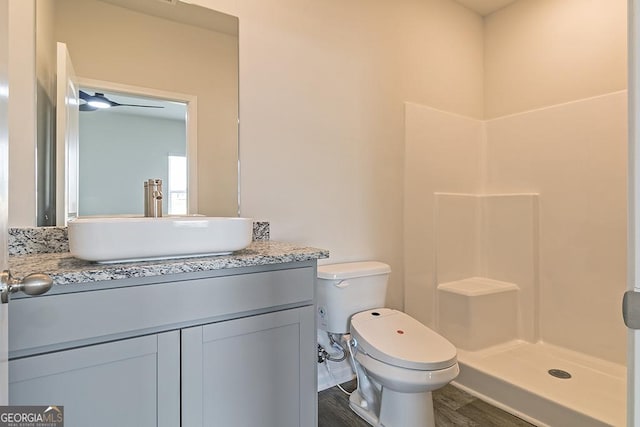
[453,340,625,427]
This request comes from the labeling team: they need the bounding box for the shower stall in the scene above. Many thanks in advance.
[403,2,628,425]
[405,90,627,427]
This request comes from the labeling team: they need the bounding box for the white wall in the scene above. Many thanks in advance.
[190,0,484,309]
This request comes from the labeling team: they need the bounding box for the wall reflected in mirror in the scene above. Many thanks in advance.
[36,0,239,225]
[78,88,188,216]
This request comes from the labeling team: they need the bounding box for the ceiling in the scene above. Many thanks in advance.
[97,0,238,36]
[453,0,518,16]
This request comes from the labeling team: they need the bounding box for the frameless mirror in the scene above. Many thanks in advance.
[35,0,239,225]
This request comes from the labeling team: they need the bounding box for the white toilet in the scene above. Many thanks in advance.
[317,261,459,427]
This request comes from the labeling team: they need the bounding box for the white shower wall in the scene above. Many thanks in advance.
[404,91,628,365]
[404,103,483,328]
[435,193,539,345]
[485,91,628,364]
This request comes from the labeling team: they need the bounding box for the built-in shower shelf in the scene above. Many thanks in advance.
[437,277,519,296]
[438,277,519,351]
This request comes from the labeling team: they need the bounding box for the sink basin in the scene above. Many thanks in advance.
[68,216,253,263]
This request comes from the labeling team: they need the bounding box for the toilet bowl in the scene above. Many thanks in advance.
[316,262,459,427]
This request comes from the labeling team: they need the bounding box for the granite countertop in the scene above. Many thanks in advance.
[8,241,329,286]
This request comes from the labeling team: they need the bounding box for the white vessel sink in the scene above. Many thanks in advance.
[68,216,253,263]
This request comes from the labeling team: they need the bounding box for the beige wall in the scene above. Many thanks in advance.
[484,0,627,119]
[396,0,484,118]
[191,0,484,310]
[54,0,239,217]
[8,0,37,227]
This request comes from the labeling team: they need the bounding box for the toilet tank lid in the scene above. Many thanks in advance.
[317,261,391,280]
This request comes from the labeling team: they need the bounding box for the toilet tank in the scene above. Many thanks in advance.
[316,261,391,334]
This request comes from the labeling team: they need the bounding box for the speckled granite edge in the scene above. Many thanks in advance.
[8,241,329,286]
[9,221,270,255]
[252,221,270,241]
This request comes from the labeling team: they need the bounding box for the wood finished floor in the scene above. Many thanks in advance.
[318,380,535,427]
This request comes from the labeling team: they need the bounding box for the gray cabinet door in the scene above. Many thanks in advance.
[9,331,180,427]
[182,306,317,427]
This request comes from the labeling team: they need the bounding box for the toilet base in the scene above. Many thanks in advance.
[349,387,435,427]
[349,390,380,426]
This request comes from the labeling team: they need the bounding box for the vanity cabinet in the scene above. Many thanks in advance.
[182,306,315,427]
[10,332,180,427]
[7,262,318,427]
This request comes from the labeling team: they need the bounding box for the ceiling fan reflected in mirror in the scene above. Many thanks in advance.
[79,90,165,112]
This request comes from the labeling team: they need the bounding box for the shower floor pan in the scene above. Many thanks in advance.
[453,340,625,427]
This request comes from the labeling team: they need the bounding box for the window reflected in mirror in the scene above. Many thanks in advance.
[168,155,187,215]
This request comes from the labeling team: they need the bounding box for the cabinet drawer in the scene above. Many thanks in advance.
[10,265,315,358]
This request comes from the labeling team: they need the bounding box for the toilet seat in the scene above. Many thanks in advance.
[350,308,457,371]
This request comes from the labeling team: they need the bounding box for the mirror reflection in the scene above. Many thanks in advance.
[78,88,188,216]
[36,0,239,225]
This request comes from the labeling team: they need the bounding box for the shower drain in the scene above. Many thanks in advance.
[548,369,572,379]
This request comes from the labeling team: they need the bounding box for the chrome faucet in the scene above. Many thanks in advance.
[144,179,163,218]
